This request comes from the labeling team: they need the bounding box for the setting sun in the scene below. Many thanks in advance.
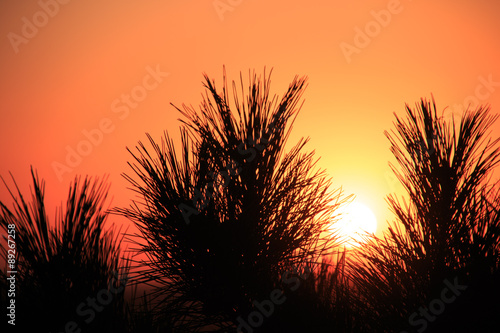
[2,1,500,330]
[332,201,377,247]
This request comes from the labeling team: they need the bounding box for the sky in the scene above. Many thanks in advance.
[1,0,500,240]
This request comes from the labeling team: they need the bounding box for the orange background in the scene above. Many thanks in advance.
[1,0,500,239]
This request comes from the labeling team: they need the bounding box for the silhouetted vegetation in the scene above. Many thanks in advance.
[0,169,130,332]
[349,97,500,332]
[1,75,499,332]
[115,68,350,331]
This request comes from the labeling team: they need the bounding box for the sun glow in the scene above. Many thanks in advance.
[330,201,377,247]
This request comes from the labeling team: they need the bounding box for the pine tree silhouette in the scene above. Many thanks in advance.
[116,68,349,331]
[0,168,129,332]
[349,97,500,332]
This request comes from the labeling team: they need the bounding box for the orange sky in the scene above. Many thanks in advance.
[1,0,500,239]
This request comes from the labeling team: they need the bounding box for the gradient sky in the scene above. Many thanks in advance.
[1,0,500,239]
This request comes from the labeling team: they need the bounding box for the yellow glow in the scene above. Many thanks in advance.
[331,201,377,247]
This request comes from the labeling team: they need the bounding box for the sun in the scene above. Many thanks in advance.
[330,201,377,247]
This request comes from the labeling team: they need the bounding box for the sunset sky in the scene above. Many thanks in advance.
[1,0,500,239]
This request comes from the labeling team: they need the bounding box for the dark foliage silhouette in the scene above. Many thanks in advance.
[0,168,129,332]
[6,76,496,332]
[258,250,365,333]
[116,68,349,331]
[349,97,500,332]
